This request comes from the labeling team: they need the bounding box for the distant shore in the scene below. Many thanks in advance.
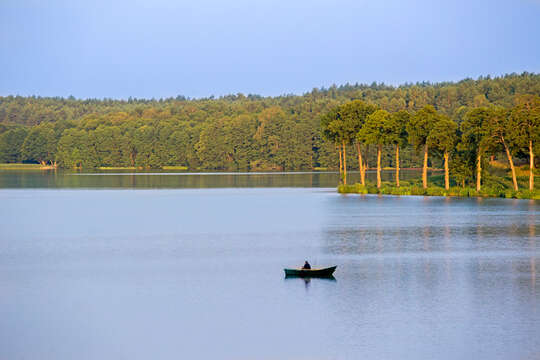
[0,163,439,172]
[0,164,189,171]
[0,163,51,170]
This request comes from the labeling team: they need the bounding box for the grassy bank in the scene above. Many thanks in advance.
[0,163,48,170]
[1,164,190,171]
[339,183,539,199]
[339,165,539,199]
[162,166,188,170]
[92,166,190,170]
[338,176,540,200]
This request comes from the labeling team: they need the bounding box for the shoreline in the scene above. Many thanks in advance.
[0,163,53,170]
[0,163,442,173]
[338,183,540,200]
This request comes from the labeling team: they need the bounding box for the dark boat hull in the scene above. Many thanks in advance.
[284,266,337,278]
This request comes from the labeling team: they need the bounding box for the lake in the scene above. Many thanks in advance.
[0,171,538,360]
[0,169,430,189]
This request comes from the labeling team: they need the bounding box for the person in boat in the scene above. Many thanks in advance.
[302,260,311,269]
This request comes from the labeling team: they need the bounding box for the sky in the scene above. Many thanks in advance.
[1,0,539,99]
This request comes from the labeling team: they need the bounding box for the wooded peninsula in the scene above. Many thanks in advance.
[0,73,538,198]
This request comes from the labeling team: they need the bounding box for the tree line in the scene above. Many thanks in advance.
[0,73,538,188]
[322,95,539,191]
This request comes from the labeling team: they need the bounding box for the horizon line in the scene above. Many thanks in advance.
[1,71,538,102]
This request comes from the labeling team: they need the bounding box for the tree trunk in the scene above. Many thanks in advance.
[422,143,428,189]
[476,151,482,192]
[530,140,534,191]
[338,145,342,183]
[377,144,382,188]
[502,140,518,191]
[395,144,400,187]
[342,140,347,185]
[444,151,449,190]
[356,142,365,186]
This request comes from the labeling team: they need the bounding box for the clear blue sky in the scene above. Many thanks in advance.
[1,0,539,99]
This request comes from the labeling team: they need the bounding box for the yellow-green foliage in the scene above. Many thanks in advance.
[515,165,538,177]
[99,166,137,170]
[489,160,508,170]
[0,163,44,170]
[162,166,188,170]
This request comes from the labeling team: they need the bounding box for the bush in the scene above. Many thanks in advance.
[337,184,355,193]
[338,184,369,194]
[447,187,467,197]
[391,187,412,196]
[409,186,426,196]
[480,185,505,198]
[425,187,445,196]
[515,190,540,200]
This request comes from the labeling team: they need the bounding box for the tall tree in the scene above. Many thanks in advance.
[510,94,540,190]
[339,100,378,185]
[427,115,458,190]
[358,110,392,188]
[461,108,491,191]
[388,110,410,187]
[321,107,345,183]
[327,119,351,184]
[321,106,360,185]
[407,105,438,188]
[486,107,519,191]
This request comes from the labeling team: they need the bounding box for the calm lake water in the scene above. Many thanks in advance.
[0,171,538,360]
[0,169,430,188]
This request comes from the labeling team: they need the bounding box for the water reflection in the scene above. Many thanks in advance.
[0,169,435,189]
[284,275,337,282]
[323,194,539,257]
[284,275,337,291]
[321,194,539,356]
[530,218,536,293]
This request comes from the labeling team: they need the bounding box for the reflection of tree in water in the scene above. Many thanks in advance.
[321,195,539,291]
[528,206,537,293]
[314,195,540,358]
[322,226,453,256]
[444,224,452,281]
[4,169,441,189]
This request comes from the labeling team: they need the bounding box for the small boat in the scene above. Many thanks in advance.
[284,266,337,278]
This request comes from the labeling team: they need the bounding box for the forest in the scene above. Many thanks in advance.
[0,72,538,195]
[322,95,539,197]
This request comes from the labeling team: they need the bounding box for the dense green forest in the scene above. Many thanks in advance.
[0,73,539,188]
